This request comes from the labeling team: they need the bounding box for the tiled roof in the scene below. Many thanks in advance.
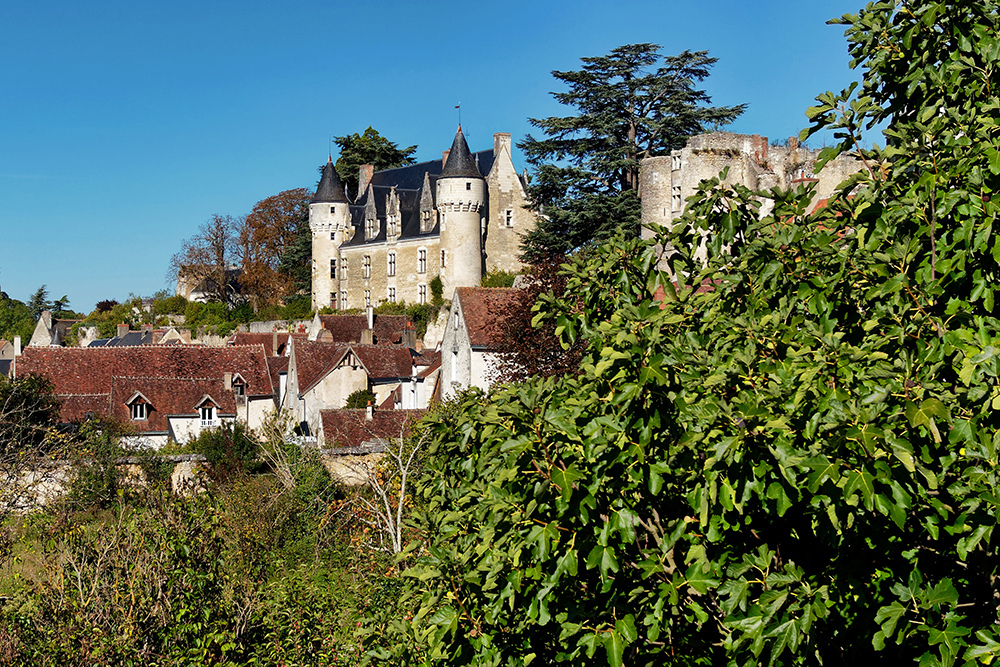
[316,314,409,346]
[455,287,519,348]
[319,408,425,449]
[266,355,289,391]
[352,345,415,379]
[108,376,238,433]
[229,332,295,356]
[15,345,274,426]
[291,340,350,394]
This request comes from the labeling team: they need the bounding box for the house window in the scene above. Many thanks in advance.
[200,405,216,427]
[363,255,371,279]
[387,252,396,276]
[130,401,148,421]
[365,290,371,307]
[330,259,336,279]
[341,258,348,279]
[388,287,396,302]
[232,379,245,396]
[418,284,427,304]
[441,249,446,268]
[418,249,427,274]
[504,209,513,227]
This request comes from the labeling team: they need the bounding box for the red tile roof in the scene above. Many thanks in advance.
[352,345,416,379]
[454,287,518,348]
[290,340,350,394]
[14,345,274,429]
[319,408,425,449]
[229,332,300,356]
[317,314,409,345]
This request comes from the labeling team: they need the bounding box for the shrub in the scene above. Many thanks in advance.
[187,422,259,482]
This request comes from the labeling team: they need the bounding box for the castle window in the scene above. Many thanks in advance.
[418,284,427,304]
[441,249,446,268]
[672,155,681,171]
[365,290,371,307]
[340,291,347,309]
[421,210,432,232]
[130,401,148,421]
[331,292,336,308]
[466,182,471,191]
[418,249,427,274]
[330,232,336,240]
[330,259,336,279]
[341,258,348,279]
[363,255,371,279]
[672,186,682,211]
[388,287,396,302]
[387,252,396,277]
[330,206,335,214]
[504,209,513,227]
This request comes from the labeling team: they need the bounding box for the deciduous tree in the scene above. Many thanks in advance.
[169,214,245,305]
[239,188,312,307]
[519,44,745,258]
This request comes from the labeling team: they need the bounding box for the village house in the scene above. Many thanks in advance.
[13,345,275,448]
[440,287,517,399]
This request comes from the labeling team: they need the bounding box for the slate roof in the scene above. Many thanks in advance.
[454,287,519,349]
[313,157,349,204]
[440,126,483,179]
[89,331,158,347]
[319,408,425,449]
[0,360,10,378]
[14,345,274,428]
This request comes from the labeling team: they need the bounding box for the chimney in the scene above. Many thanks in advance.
[152,330,164,345]
[141,323,153,333]
[358,164,374,195]
[272,331,278,356]
[180,329,192,343]
[223,372,232,391]
[13,336,20,357]
[493,132,511,157]
[442,150,450,168]
[402,321,417,349]
[365,400,373,421]
[117,322,129,339]
[366,305,374,330]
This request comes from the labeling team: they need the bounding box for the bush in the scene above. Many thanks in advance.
[344,388,376,410]
[187,422,259,482]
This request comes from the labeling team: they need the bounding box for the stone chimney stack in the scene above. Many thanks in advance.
[223,372,232,391]
[493,132,511,157]
[117,322,129,338]
[152,330,164,345]
[365,401,373,421]
[442,150,450,168]
[272,331,278,356]
[358,164,374,195]
[13,336,20,357]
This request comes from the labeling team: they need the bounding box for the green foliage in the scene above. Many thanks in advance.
[153,294,188,315]
[375,3,1000,665]
[0,373,61,455]
[0,292,35,343]
[63,418,134,510]
[429,275,444,308]
[334,127,417,197]
[519,44,745,258]
[187,422,259,481]
[480,269,517,288]
[345,388,377,410]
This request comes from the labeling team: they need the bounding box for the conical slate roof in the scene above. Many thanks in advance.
[440,125,482,179]
[312,157,349,204]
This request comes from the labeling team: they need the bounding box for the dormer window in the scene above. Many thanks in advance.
[231,375,246,396]
[130,402,148,421]
[126,392,152,421]
[200,405,216,426]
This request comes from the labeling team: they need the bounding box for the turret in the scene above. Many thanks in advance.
[310,156,351,310]
[436,126,485,296]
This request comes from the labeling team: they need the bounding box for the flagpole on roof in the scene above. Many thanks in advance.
[455,102,461,128]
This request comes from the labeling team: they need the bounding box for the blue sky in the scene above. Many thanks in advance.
[0,0,869,312]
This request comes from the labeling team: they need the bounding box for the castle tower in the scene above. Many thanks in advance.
[310,157,351,310]
[436,126,485,297]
